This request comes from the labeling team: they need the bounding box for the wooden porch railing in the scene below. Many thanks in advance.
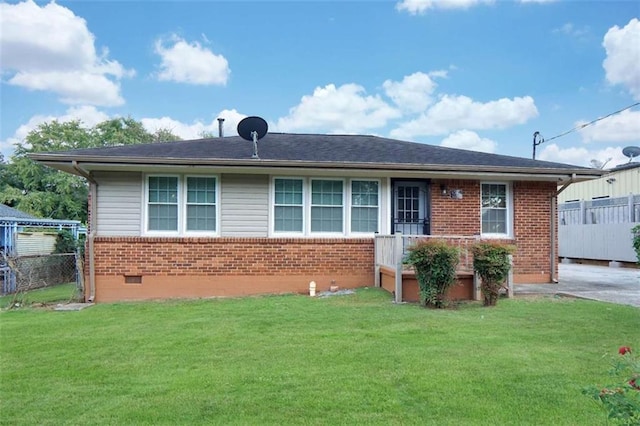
[374,234,513,303]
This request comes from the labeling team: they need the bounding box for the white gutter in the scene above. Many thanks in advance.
[73,161,97,303]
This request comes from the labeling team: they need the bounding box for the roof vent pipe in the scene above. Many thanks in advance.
[217,118,225,138]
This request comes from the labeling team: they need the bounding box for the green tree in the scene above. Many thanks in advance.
[153,128,182,142]
[0,118,180,223]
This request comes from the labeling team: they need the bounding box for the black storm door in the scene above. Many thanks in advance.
[392,180,430,235]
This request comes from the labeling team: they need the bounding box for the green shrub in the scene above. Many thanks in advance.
[54,230,77,254]
[632,225,640,265]
[404,240,459,308]
[471,242,515,307]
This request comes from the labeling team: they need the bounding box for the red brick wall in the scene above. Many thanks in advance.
[430,180,481,235]
[90,237,374,302]
[429,179,557,283]
[513,181,557,280]
[86,178,558,302]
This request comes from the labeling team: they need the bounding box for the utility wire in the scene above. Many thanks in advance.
[532,101,640,159]
[544,101,639,144]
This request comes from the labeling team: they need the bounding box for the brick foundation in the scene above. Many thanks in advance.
[89,237,374,302]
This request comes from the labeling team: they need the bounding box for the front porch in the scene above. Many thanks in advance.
[373,234,513,303]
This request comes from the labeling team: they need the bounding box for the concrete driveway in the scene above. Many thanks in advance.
[514,263,640,307]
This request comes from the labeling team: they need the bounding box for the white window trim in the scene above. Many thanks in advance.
[480,181,513,239]
[271,176,305,237]
[143,174,220,237]
[309,178,345,236]
[269,177,381,237]
[348,179,381,236]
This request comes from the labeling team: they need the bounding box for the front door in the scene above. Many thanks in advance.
[392,181,430,235]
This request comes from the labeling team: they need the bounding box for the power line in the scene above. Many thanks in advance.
[532,101,640,159]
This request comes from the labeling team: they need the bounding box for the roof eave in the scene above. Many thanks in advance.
[29,154,603,181]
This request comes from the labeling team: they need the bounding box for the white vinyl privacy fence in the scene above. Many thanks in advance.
[558,194,640,263]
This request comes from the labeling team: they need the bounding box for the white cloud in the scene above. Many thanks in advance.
[602,18,640,100]
[382,72,440,113]
[553,23,589,39]
[577,109,640,143]
[0,0,132,106]
[9,71,124,106]
[538,143,628,168]
[141,109,246,139]
[0,106,109,159]
[396,0,493,14]
[390,95,538,139]
[275,83,400,133]
[439,130,497,153]
[154,35,230,85]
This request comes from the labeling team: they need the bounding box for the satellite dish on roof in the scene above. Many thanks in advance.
[237,116,268,159]
[622,146,640,162]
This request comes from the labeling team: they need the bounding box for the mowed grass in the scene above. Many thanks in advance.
[1,289,639,425]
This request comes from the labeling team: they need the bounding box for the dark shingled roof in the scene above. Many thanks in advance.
[0,204,38,220]
[38,133,592,171]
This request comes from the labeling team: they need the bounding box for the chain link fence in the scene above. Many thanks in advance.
[1,252,82,296]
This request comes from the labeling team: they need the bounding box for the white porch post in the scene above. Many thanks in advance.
[373,234,381,288]
[394,233,403,303]
[507,254,514,298]
[473,272,482,301]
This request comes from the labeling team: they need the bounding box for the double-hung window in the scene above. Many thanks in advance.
[274,178,303,232]
[186,177,216,231]
[351,180,379,233]
[481,183,510,237]
[311,179,344,233]
[148,176,179,231]
[272,178,379,235]
[146,175,218,235]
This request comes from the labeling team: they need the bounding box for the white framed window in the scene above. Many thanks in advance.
[145,174,218,235]
[274,178,304,233]
[481,182,512,237]
[186,177,217,232]
[311,179,344,233]
[271,177,379,236]
[147,176,179,231]
[351,180,379,233]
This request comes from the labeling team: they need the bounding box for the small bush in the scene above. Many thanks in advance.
[471,241,515,307]
[583,346,640,425]
[404,240,459,308]
[632,225,640,265]
[54,230,77,254]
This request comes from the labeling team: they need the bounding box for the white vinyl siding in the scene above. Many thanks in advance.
[220,174,269,237]
[94,172,142,236]
[481,182,512,237]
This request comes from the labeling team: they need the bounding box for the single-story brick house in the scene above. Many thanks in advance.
[30,133,602,302]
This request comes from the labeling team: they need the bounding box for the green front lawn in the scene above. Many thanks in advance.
[1,289,638,425]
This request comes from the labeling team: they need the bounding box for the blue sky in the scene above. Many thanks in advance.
[1,0,639,167]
